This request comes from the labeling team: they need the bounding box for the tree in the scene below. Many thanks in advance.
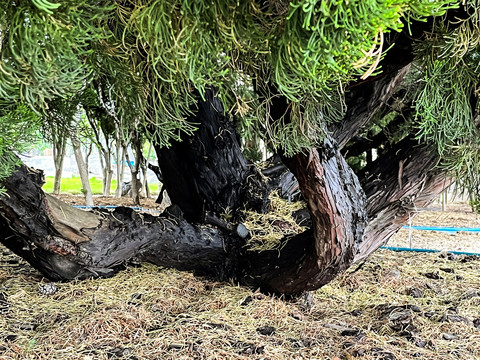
[83,87,116,196]
[0,1,478,295]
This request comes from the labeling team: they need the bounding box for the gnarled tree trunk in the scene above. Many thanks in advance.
[0,84,452,295]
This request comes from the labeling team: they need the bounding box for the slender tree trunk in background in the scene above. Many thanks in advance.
[142,165,150,199]
[71,135,94,206]
[114,139,125,198]
[127,133,142,206]
[87,117,114,196]
[103,150,113,196]
[52,137,67,195]
[97,143,114,196]
[141,143,152,199]
[84,143,93,179]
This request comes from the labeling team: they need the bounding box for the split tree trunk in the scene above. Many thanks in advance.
[88,118,114,196]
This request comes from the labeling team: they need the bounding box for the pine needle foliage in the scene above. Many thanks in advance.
[0,0,456,154]
[3,0,480,197]
[0,105,41,196]
[414,1,480,202]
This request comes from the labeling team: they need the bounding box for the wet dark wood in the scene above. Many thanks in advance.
[0,78,455,296]
[242,137,367,294]
[0,161,232,280]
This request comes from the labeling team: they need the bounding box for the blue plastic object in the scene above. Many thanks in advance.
[381,246,480,256]
[402,225,480,233]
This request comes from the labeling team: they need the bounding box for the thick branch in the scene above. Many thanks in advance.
[155,89,250,222]
[0,162,232,280]
[332,64,411,149]
[355,138,452,262]
[243,137,367,294]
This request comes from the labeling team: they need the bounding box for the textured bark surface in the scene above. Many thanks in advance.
[241,138,367,294]
[0,85,453,295]
[0,162,232,281]
[155,89,250,222]
[331,64,411,149]
[355,139,452,262]
[0,141,367,295]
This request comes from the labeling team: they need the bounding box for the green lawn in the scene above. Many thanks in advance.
[42,176,159,195]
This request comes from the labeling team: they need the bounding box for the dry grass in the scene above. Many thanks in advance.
[1,201,480,359]
[243,191,306,252]
[1,245,480,360]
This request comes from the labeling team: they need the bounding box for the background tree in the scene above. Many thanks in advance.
[83,87,116,196]
[1,1,479,294]
[70,109,95,206]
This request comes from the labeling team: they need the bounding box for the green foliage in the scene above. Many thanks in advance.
[42,176,112,195]
[414,2,480,201]
[0,151,20,197]
[0,104,41,152]
[1,0,477,191]
[0,1,113,110]
[470,198,480,213]
[0,0,458,158]
[0,104,41,195]
[41,176,159,195]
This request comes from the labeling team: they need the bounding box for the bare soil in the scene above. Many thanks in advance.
[55,194,165,210]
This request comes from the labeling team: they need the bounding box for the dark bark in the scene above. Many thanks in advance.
[242,138,367,294]
[0,85,452,296]
[147,162,163,182]
[330,21,432,149]
[0,89,368,295]
[154,89,250,222]
[147,162,165,204]
[355,138,452,262]
[331,64,411,149]
[0,137,367,295]
[0,162,232,281]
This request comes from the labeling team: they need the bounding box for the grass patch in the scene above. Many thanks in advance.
[42,176,159,195]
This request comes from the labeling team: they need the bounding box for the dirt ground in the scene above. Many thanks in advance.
[55,194,165,211]
[1,196,479,359]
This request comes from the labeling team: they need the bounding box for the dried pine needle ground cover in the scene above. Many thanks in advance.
[1,244,480,360]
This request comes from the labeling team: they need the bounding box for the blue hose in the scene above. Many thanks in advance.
[72,205,160,212]
[402,225,480,233]
[381,246,480,256]
[73,205,143,210]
